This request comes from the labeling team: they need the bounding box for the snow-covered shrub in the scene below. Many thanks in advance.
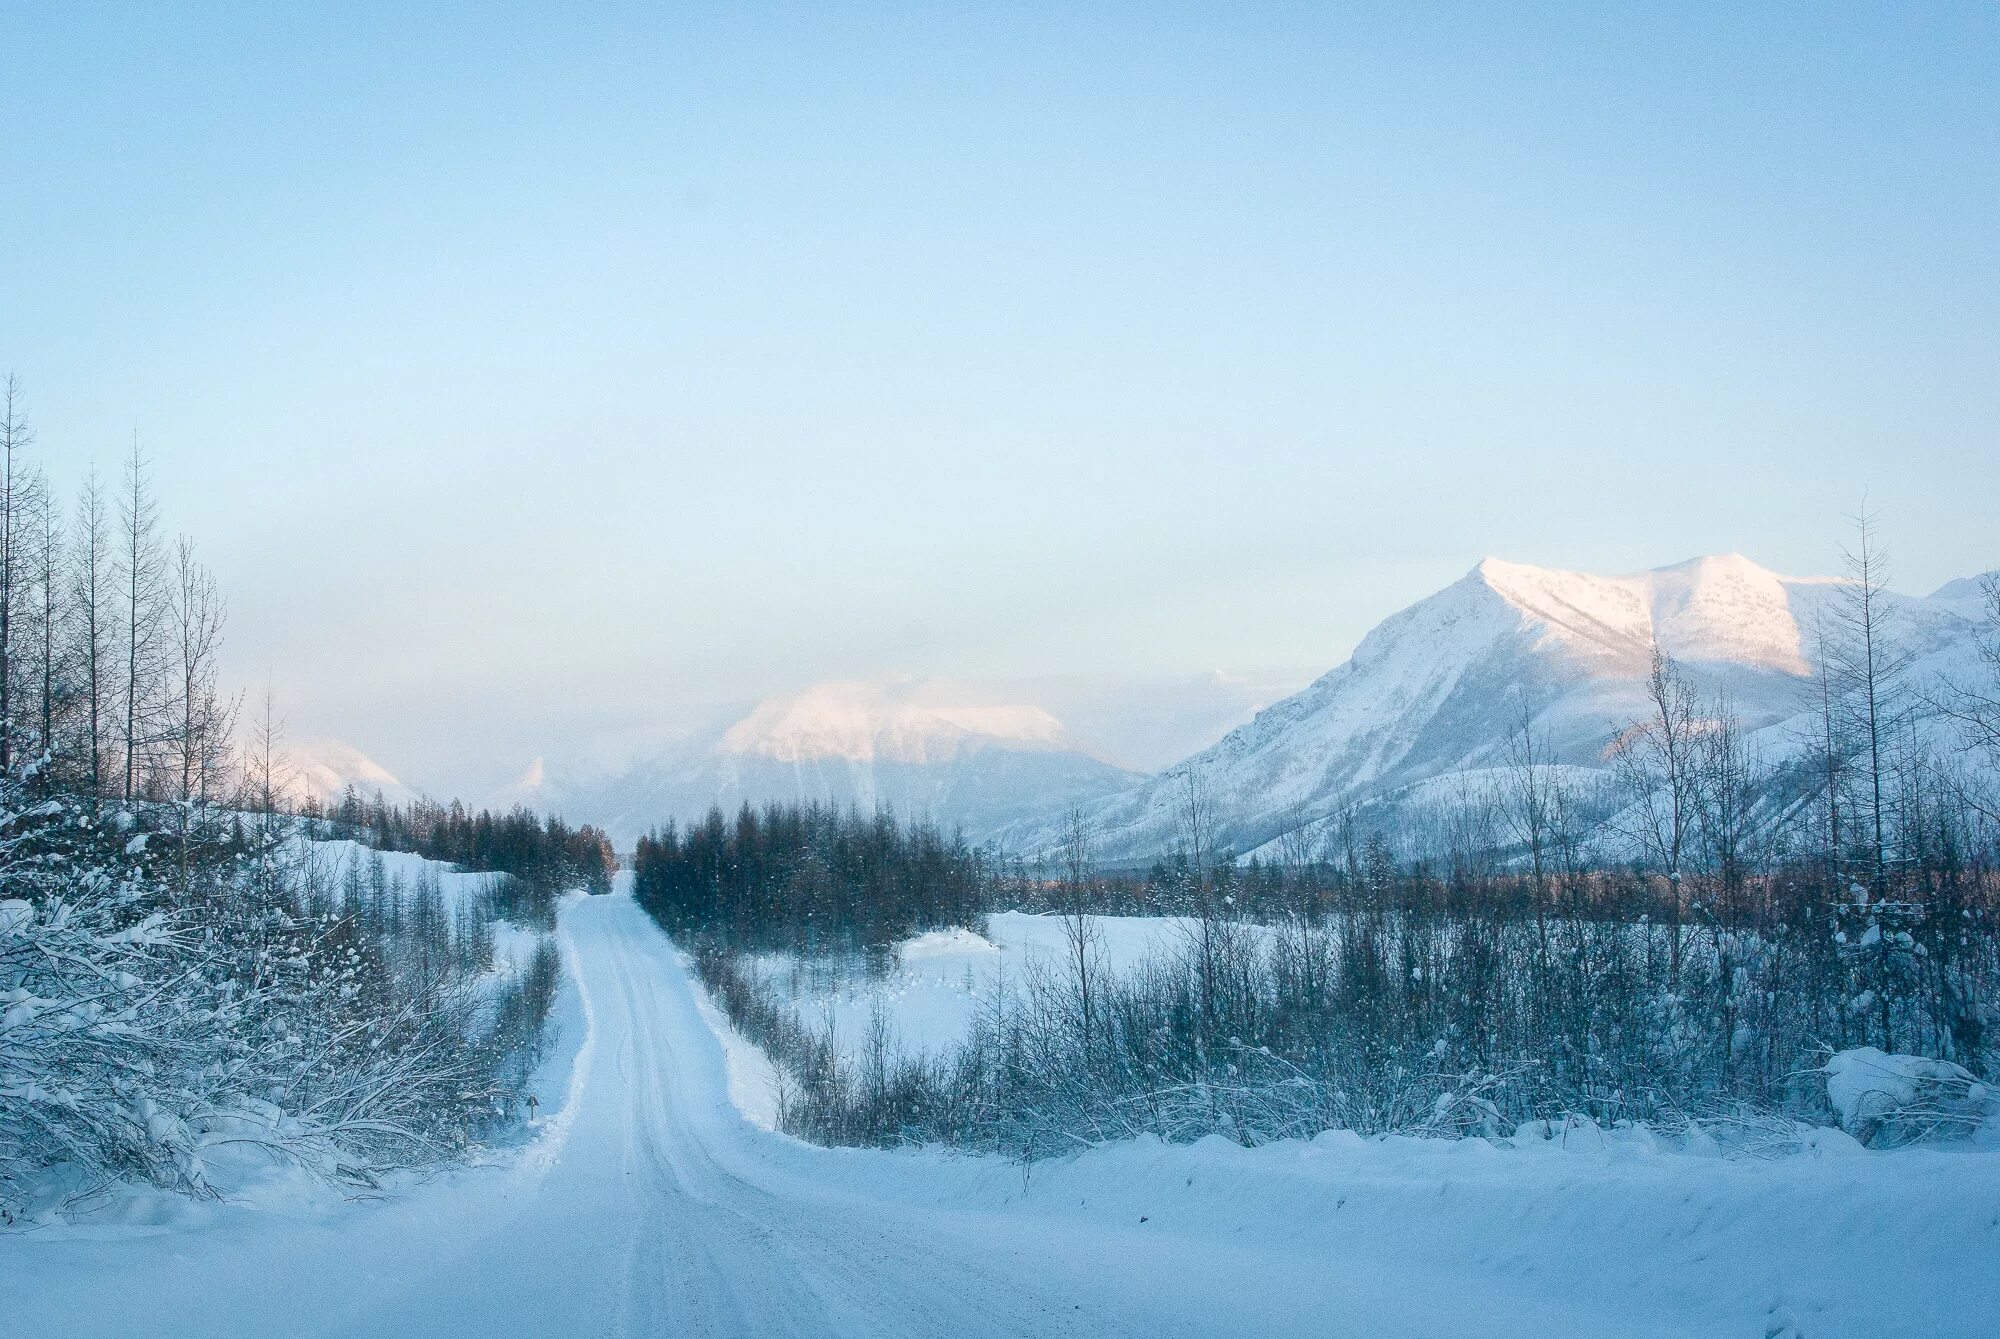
[0,786,564,1218]
[1824,1047,1995,1148]
[1,868,221,1199]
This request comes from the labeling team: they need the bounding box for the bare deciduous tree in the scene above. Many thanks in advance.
[1173,768,1225,1033]
[69,468,113,800]
[1690,692,1763,906]
[1928,572,2000,823]
[119,438,169,802]
[169,537,231,805]
[1612,646,1702,982]
[0,375,32,774]
[1501,693,1566,967]
[1057,804,1101,1053]
[25,469,64,768]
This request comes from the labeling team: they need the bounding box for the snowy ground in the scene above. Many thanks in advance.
[6,887,1999,1338]
[742,912,1212,1059]
[300,837,496,909]
[301,835,549,976]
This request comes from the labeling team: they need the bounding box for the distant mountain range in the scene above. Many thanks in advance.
[290,554,1992,861]
[483,680,1145,845]
[994,553,1991,863]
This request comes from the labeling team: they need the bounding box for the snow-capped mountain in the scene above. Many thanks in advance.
[278,737,421,808]
[997,554,1991,863]
[719,685,1071,765]
[525,681,1143,845]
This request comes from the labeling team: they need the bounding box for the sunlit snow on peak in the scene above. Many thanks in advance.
[718,680,1071,765]
[1471,552,1811,673]
[278,737,418,806]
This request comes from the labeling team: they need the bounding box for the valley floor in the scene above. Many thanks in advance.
[6,888,1998,1338]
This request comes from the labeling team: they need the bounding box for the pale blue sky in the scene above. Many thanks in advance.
[2,4,1996,789]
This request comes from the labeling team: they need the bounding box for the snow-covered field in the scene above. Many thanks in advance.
[741,912,1214,1061]
[7,886,1998,1338]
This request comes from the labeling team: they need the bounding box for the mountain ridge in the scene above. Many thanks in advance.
[503,679,1142,845]
[994,553,1990,863]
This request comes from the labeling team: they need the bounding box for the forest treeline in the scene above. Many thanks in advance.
[633,803,985,953]
[0,380,565,1217]
[317,789,616,928]
[650,519,2000,1156]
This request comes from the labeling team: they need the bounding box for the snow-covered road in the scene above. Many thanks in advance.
[325,892,1123,1338]
[11,890,1999,1337]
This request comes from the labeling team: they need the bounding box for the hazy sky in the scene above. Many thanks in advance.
[3,4,1996,792]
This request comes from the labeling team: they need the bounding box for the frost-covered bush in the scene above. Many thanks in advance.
[1,789,561,1218]
[0,798,224,1205]
[1824,1047,1995,1148]
[2,886,217,1198]
[692,901,2000,1158]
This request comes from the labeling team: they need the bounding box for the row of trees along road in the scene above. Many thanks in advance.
[313,789,617,928]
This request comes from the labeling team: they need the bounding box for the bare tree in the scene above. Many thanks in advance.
[247,681,291,815]
[1808,610,1850,889]
[0,375,31,774]
[169,536,231,806]
[69,468,113,800]
[1174,766,1216,879]
[1273,802,1333,1002]
[1435,771,1500,893]
[25,470,64,769]
[1273,807,1318,877]
[1056,804,1101,1053]
[1612,646,1702,982]
[118,438,168,802]
[1501,692,1565,967]
[1173,768,1222,1031]
[1927,572,2000,823]
[1690,692,1763,907]
[165,536,237,893]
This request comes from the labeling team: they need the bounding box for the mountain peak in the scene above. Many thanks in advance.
[1929,571,1997,607]
[1010,551,1990,864]
[279,738,418,806]
[1461,553,1808,672]
[719,681,1072,765]
[1649,551,1771,579]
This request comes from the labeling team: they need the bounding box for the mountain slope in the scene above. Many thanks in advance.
[279,738,421,808]
[998,555,1988,863]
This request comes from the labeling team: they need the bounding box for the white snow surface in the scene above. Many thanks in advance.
[1825,1047,1996,1138]
[9,888,1998,1338]
[745,912,1247,1061]
[300,837,499,914]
